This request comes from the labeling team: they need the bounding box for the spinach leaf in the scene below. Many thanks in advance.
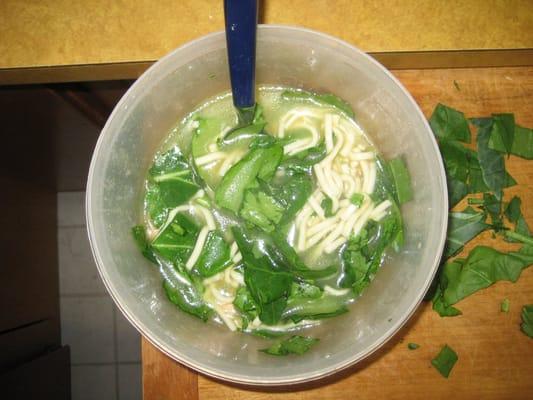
[220,121,266,146]
[270,173,314,221]
[232,227,293,325]
[440,246,533,307]
[501,298,510,313]
[278,143,327,174]
[504,196,531,241]
[283,291,348,322]
[149,146,200,208]
[444,208,489,259]
[520,304,533,338]
[233,286,259,329]
[489,120,533,160]
[489,113,515,156]
[131,225,157,264]
[215,144,283,213]
[408,343,420,350]
[321,197,334,217]
[431,345,458,378]
[429,103,471,142]
[470,192,503,230]
[240,190,284,232]
[192,231,232,278]
[151,212,198,263]
[162,260,212,322]
[260,335,319,356]
[388,157,413,205]
[473,118,515,200]
[281,89,355,118]
[350,193,365,207]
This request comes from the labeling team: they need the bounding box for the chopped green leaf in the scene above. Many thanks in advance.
[240,191,284,232]
[233,286,258,329]
[431,345,458,378]
[504,196,531,241]
[489,123,533,160]
[407,343,420,350]
[321,197,334,217]
[270,173,314,221]
[161,260,212,322]
[444,208,489,259]
[132,225,157,264]
[215,144,283,213]
[473,117,515,200]
[429,103,471,143]
[388,157,413,205]
[192,231,232,277]
[151,212,198,263]
[520,304,533,338]
[501,298,510,313]
[279,143,327,174]
[260,335,319,356]
[350,193,365,207]
[490,113,515,156]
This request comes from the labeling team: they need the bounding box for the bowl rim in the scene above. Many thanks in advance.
[86,24,448,386]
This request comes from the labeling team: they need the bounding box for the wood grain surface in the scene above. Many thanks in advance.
[142,66,533,400]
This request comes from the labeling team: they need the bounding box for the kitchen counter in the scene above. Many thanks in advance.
[142,66,533,399]
[1,0,532,84]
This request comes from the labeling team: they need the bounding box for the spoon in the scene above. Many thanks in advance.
[224,0,258,125]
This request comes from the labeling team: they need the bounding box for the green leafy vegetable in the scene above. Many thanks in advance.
[233,286,258,329]
[473,118,514,200]
[269,173,314,222]
[132,225,157,264]
[490,113,515,156]
[431,345,458,378]
[279,143,327,175]
[149,146,200,207]
[260,335,319,356]
[192,231,232,277]
[151,212,198,263]
[162,261,212,322]
[407,343,420,350]
[321,197,334,217]
[489,122,533,159]
[501,298,510,313]
[432,246,533,316]
[388,157,413,205]
[281,89,354,118]
[350,193,365,207]
[429,103,471,142]
[520,304,533,338]
[504,196,531,241]
[444,208,489,259]
[215,144,283,213]
[240,190,284,232]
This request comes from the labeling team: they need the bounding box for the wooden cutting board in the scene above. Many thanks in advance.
[142,66,533,400]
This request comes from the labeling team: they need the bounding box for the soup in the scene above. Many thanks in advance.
[133,87,411,346]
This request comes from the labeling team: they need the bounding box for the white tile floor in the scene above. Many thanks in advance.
[58,192,142,400]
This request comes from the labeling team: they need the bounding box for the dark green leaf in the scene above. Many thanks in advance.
[215,144,283,213]
[520,304,533,338]
[270,173,314,221]
[431,261,464,317]
[444,208,489,259]
[480,192,503,229]
[407,343,420,350]
[475,118,515,199]
[260,335,319,356]
[279,143,327,175]
[489,122,533,160]
[160,259,212,322]
[131,225,157,264]
[504,196,531,242]
[388,157,413,205]
[192,231,232,277]
[321,197,334,217]
[489,113,515,156]
[240,190,284,232]
[149,146,200,208]
[431,345,458,378]
[429,103,471,143]
[283,291,349,322]
[281,89,354,118]
[151,212,198,263]
[233,286,258,328]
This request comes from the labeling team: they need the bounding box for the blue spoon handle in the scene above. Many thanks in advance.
[224,0,258,110]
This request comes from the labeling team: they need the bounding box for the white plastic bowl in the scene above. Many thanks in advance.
[87,25,448,385]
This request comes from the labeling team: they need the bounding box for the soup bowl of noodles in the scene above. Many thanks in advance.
[87,25,447,385]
